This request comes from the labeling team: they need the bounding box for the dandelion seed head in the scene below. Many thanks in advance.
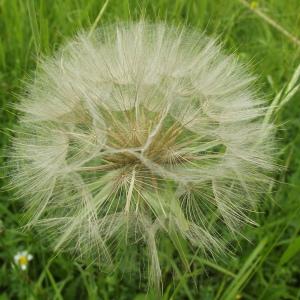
[9,22,275,287]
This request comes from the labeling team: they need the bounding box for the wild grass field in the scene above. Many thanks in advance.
[0,0,300,299]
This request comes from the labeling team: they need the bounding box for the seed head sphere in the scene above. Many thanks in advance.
[10,22,275,286]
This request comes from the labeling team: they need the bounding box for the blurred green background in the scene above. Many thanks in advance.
[0,0,300,299]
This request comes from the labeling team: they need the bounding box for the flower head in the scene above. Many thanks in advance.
[9,22,275,287]
[14,251,33,270]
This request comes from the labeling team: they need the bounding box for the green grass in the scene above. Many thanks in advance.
[0,0,300,299]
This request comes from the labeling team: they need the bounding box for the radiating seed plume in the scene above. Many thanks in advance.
[8,21,276,288]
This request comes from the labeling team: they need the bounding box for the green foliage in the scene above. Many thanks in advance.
[0,0,300,299]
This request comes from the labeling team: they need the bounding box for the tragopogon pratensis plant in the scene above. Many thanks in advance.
[9,22,275,287]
